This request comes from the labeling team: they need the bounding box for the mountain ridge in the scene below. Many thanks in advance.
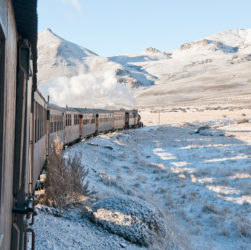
[38,28,251,108]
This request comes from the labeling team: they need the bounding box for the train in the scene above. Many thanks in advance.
[33,95,142,190]
[0,1,142,249]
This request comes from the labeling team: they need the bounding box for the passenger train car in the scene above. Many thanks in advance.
[46,105,140,151]
[0,1,142,249]
[0,1,38,249]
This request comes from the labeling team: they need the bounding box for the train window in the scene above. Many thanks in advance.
[39,104,41,139]
[83,119,89,125]
[36,102,38,141]
[43,109,45,135]
[38,104,41,139]
[0,25,5,202]
[41,106,43,136]
[66,114,72,126]
[74,114,79,125]
[35,102,38,142]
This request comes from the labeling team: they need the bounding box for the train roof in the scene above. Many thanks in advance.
[47,104,138,115]
[72,108,113,114]
[48,103,65,111]
[125,109,138,113]
[64,107,80,112]
[34,89,47,103]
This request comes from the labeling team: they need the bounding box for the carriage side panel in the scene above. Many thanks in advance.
[0,2,18,249]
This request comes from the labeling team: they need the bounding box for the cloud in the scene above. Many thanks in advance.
[61,0,81,12]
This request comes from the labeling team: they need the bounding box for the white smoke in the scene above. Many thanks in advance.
[46,71,135,109]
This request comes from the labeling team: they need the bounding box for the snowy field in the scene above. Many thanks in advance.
[33,108,251,249]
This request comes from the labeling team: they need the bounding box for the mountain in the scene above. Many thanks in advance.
[38,28,97,82]
[37,29,138,109]
[38,29,143,89]
[38,28,251,109]
[110,29,251,108]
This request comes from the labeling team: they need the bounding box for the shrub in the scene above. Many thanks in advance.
[202,202,220,214]
[43,137,92,209]
[236,119,249,124]
[233,216,251,238]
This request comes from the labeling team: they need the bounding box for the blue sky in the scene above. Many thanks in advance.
[38,0,251,57]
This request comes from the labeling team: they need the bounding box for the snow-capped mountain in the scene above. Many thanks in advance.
[38,28,251,108]
[111,29,251,108]
[38,28,97,82]
[38,29,142,89]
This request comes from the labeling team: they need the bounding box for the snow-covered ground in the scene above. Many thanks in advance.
[33,109,251,249]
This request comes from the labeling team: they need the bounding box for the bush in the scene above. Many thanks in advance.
[91,196,167,247]
[43,137,92,209]
[233,216,251,238]
[236,119,249,124]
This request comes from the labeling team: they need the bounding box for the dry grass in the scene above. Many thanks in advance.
[41,137,93,209]
[233,216,251,238]
[202,202,220,214]
[236,118,249,124]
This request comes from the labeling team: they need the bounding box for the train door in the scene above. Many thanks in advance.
[125,112,129,129]
[11,40,34,250]
[112,113,115,130]
[95,114,99,134]
[46,109,50,158]
[133,110,137,128]
[79,114,83,138]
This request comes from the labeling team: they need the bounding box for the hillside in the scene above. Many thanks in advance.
[134,29,251,108]
[38,28,251,109]
[38,29,142,89]
[38,29,136,108]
